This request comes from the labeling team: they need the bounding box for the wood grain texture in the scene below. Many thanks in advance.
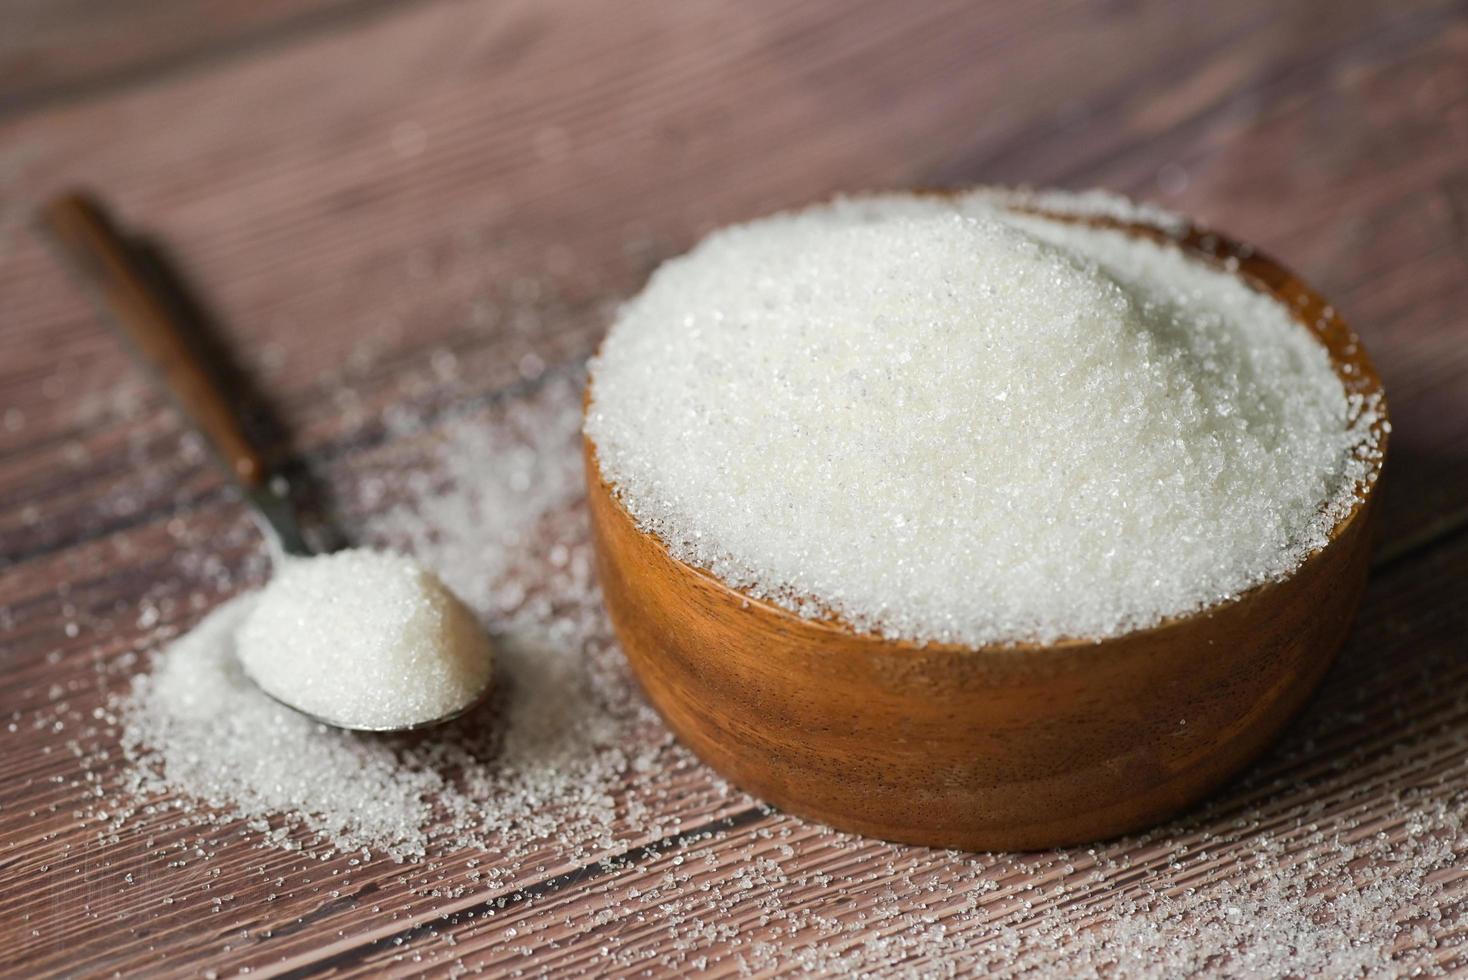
[0,0,408,118]
[2,0,1466,975]
[37,193,275,487]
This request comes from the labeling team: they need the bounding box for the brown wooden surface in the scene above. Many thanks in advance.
[2,0,1466,975]
[36,193,281,490]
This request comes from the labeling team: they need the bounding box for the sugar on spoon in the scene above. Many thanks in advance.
[38,191,494,733]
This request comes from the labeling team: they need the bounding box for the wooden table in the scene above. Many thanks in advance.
[3,1,1466,975]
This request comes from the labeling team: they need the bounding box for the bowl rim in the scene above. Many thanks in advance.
[583,194,1391,658]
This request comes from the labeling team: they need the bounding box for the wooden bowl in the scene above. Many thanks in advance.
[583,211,1389,851]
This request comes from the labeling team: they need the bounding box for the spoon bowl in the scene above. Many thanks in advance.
[584,209,1388,850]
[247,673,493,733]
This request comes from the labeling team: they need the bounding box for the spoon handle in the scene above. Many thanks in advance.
[37,190,311,557]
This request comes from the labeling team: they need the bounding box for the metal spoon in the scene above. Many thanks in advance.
[38,191,493,733]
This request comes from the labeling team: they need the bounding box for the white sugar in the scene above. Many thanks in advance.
[60,343,1455,977]
[126,593,448,850]
[116,377,664,862]
[586,189,1376,645]
[235,549,493,730]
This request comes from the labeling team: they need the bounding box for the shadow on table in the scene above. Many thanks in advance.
[128,234,349,553]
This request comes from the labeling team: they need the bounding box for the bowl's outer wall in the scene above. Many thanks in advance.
[582,209,1388,850]
[586,442,1376,850]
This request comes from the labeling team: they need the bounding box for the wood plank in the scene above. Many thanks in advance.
[3,0,1467,975]
[292,528,1468,976]
[0,387,761,977]
[2,0,1464,560]
[0,0,407,118]
[8,478,1461,976]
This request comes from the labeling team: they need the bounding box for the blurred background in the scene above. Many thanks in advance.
[2,4,1463,537]
[3,2,1465,624]
[4,0,1465,597]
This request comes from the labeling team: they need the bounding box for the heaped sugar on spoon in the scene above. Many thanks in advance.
[38,191,494,732]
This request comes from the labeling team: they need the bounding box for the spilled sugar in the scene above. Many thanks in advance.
[40,192,1446,974]
[586,190,1384,645]
[94,368,1465,977]
[236,549,494,731]
[118,377,672,864]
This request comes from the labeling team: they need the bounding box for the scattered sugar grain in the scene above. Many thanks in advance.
[116,377,672,863]
[51,199,1449,977]
[235,549,493,731]
[95,371,1462,978]
[586,188,1381,645]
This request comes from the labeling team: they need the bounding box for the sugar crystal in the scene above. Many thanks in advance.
[586,190,1376,645]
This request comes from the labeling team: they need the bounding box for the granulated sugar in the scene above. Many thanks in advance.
[585,190,1379,645]
[50,204,1447,973]
[70,355,1461,976]
[117,376,671,862]
[236,549,493,730]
